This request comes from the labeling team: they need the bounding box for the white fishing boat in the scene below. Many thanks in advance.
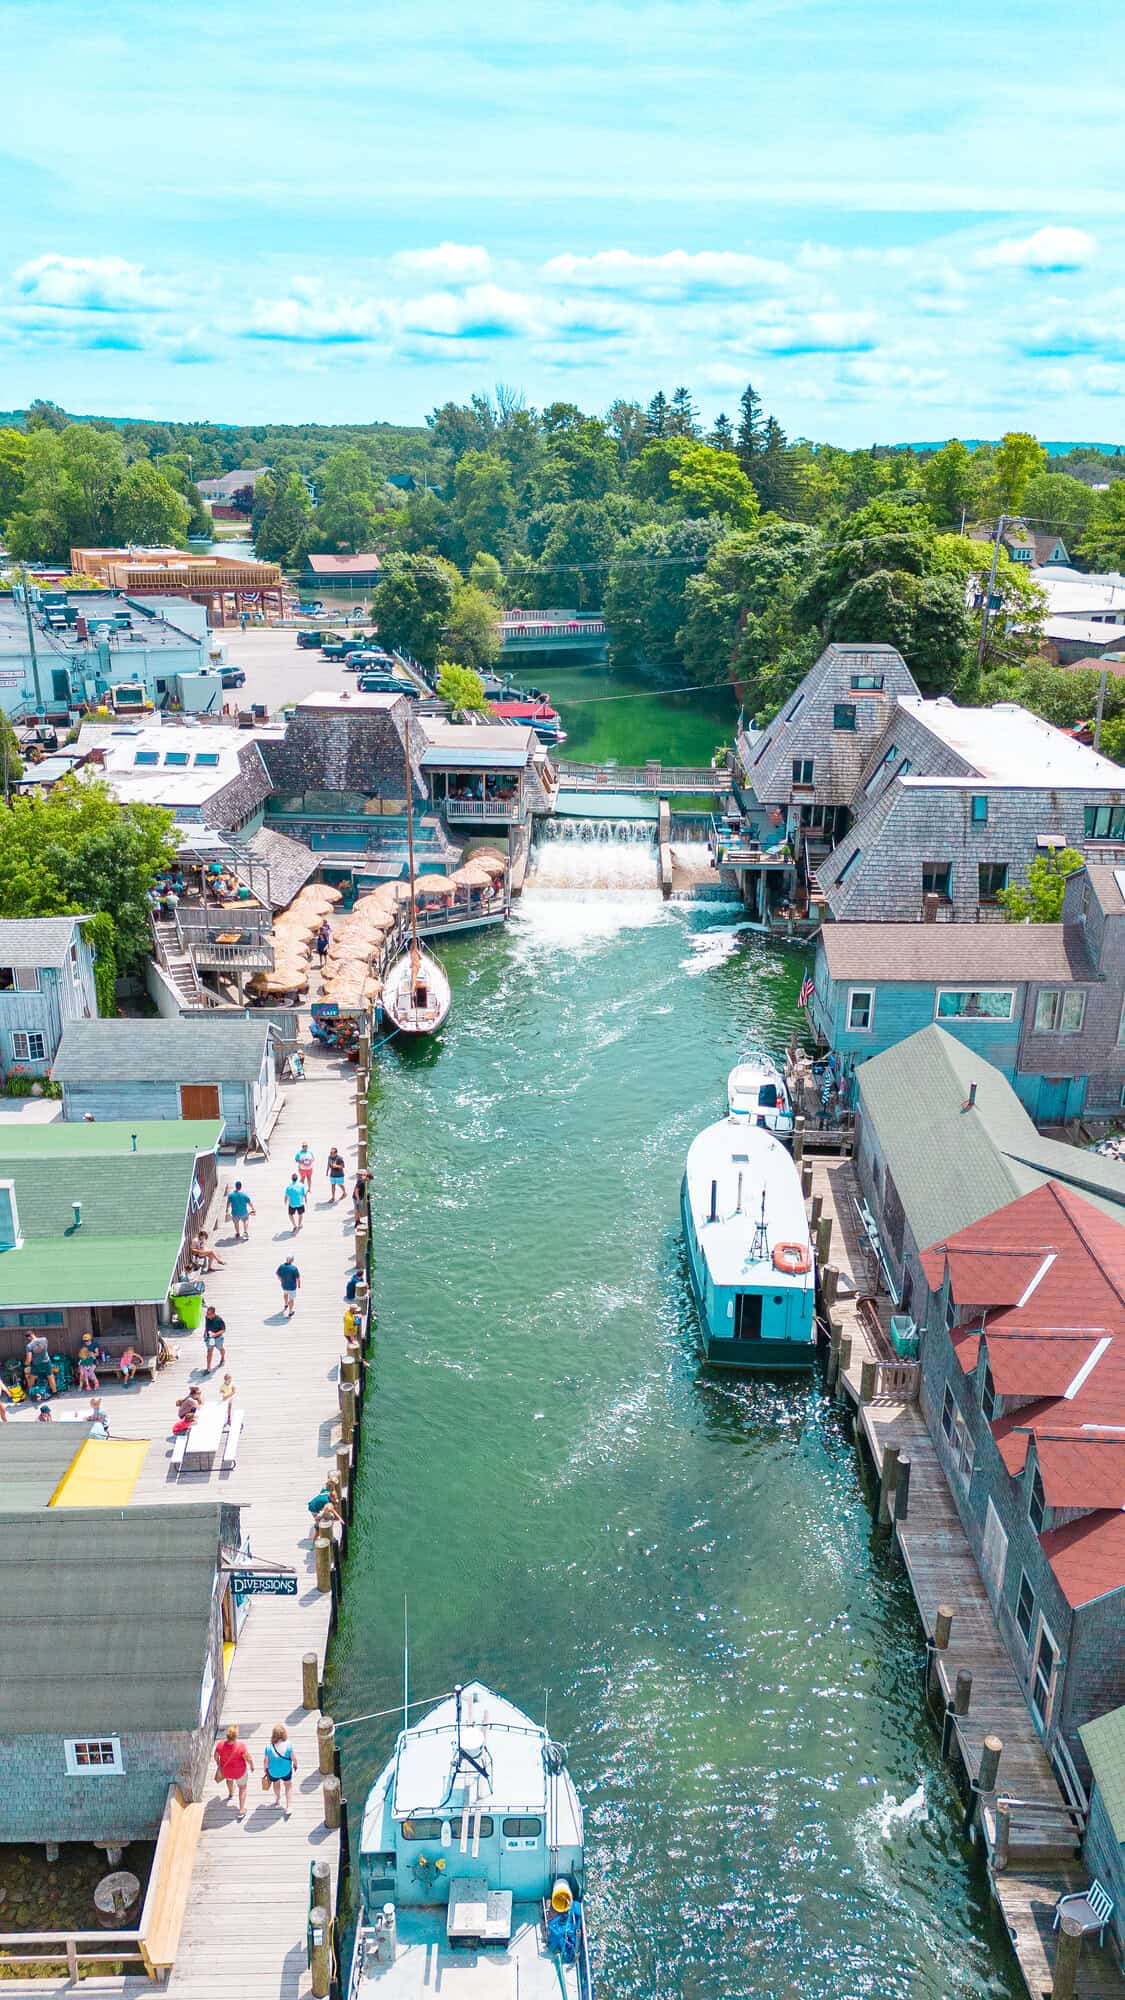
[382,722,452,1037]
[727,1054,794,1137]
[681,1118,816,1369]
[350,1681,593,1998]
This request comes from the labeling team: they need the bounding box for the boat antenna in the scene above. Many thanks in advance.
[750,1188,769,1263]
[402,1595,410,1735]
[403,712,421,987]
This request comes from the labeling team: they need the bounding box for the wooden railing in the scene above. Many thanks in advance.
[0,1928,148,1981]
[873,1359,921,1401]
[444,797,521,822]
[558,761,732,793]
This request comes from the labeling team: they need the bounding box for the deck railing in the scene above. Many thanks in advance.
[558,761,732,793]
[444,797,522,822]
[872,1359,921,1401]
[0,1929,148,1981]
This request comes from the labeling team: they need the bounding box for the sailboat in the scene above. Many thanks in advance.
[382,719,452,1037]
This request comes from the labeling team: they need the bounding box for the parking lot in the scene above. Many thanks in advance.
[218,626,362,712]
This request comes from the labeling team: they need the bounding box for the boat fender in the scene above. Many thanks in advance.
[551,1878,574,1915]
[772,1241,812,1276]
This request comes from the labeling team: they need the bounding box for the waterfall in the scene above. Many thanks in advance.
[527,817,660,891]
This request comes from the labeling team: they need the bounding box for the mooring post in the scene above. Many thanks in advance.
[311,1858,331,1915]
[317,1716,336,1777]
[894,1454,912,1522]
[336,1442,352,1490]
[810,1192,824,1230]
[835,1334,852,1403]
[977,1735,1002,1794]
[878,1443,900,1524]
[954,1670,972,1715]
[315,1532,333,1594]
[816,1214,833,1265]
[340,1382,356,1443]
[310,1912,331,1999]
[859,1358,877,1405]
[1051,1915,1085,2000]
[302,1651,320,1711]
[323,1774,342,1830]
[825,1318,842,1390]
[934,1605,954,1651]
[341,1352,358,1386]
[994,1798,1011,1872]
[801,1160,813,1200]
[792,1116,805,1166]
[821,1264,840,1310]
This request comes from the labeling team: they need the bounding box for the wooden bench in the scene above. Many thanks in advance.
[170,1429,191,1475]
[221,1410,245,1469]
[139,1784,205,1982]
[95,1355,158,1383]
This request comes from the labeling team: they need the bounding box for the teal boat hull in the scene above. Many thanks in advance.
[681,1172,817,1372]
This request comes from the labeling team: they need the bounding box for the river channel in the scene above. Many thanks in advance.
[329,863,1022,1999]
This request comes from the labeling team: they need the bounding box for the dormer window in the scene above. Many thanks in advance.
[1028,1463,1046,1534]
[980,1364,997,1424]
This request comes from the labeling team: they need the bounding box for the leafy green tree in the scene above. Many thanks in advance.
[61,426,126,544]
[436,662,490,716]
[452,450,517,563]
[468,551,505,596]
[605,400,648,464]
[1097,714,1125,764]
[1019,471,1098,546]
[534,420,618,505]
[426,398,495,463]
[6,432,78,561]
[25,399,68,433]
[311,448,379,551]
[0,778,175,971]
[993,431,1047,513]
[1079,483,1125,571]
[444,584,501,673]
[254,470,313,564]
[518,499,622,610]
[736,383,765,477]
[371,552,460,668]
[921,440,975,525]
[112,460,190,545]
[998,848,1085,924]
[679,522,820,698]
[668,443,760,527]
[0,428,31,526]
[605,515,726,677]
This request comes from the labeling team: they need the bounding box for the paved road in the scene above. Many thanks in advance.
[218,627,356,713]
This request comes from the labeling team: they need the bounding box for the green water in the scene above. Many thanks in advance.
[541,661,736,768]
[329,889,1020,2000]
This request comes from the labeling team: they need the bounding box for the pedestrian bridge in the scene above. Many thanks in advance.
[556,760,733,795]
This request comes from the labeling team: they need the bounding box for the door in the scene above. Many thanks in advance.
[981,1500,1008,1609]
[180,1084,221,1120]
[1037,1077,1071,1125]
[733,1293,763,1341]
[1031,1619,1059,1733]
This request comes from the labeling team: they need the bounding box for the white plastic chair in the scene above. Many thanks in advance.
[1053,1878,1114,1947]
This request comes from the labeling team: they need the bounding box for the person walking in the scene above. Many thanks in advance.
[264,1726,297,1815]
[225,1181,256,1242]
[295,1143,315,1193]
[284,1173,307,1233]
[203,1305,227,1374]
[276,1256,301,1317]
[315,922,331,969]
[214,1724,254,1818]
[219,1372,237,1426]
[327,1147,347,1202]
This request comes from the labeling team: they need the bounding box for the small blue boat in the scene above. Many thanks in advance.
[350,1681,593,1998]
[682,1118,816,1369]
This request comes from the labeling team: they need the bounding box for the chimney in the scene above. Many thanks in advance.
[72,1200,82,1229]
[922,892,939,923]
[962,1081,978,1112]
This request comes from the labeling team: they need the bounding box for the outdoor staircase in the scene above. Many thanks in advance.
[151,917,205,1007]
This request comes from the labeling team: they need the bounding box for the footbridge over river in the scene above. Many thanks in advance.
[556,759,733,795]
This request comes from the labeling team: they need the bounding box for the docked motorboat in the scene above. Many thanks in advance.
[727,1055,794,1138]
[350,1681,593,1998]
[681,1118,816,1369]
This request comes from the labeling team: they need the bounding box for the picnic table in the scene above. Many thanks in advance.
[180,1403,225,1472]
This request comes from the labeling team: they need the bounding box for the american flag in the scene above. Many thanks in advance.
[798,974,815,1009]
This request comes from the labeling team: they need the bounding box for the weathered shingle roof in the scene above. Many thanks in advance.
[855,1027,1125,1253]
[820,921,1096,985]
[54,1017,272,1085]
[0,1504,229,1733]
[1087,865,1125,917]
[747,644,920,807]
[306,552,382,576]
[0,915,89,968]
[1080,1702,1125,1841]
[239,825,319,909]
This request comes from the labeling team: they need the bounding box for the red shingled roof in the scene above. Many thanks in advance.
[1041,1512,1125,1609]
[986,1334,1104,1399]
[1036,1433,1125,1510]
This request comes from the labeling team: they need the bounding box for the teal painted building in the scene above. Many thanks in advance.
[811,866,1125,1126]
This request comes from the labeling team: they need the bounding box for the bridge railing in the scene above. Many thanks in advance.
[557,762,731,793]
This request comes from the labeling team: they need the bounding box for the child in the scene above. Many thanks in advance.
[219,1373,237,1427]
[77,1337,100,1394]
[118,1347,141,1385]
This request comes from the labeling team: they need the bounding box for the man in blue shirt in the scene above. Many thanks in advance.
[283,1173,306,1233]
[276,1259,301,1317]
[225,1180,256,1242]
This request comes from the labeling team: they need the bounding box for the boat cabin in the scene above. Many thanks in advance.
[682,1121,816,1369]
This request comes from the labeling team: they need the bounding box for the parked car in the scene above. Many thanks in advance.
[358,674,419,698]
[297,629,330,649]
[321,639,351,661]
[219,665,246,689]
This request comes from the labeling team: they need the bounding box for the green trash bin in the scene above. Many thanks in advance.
[171,1287,204,1331]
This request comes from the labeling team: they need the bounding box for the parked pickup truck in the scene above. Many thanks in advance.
[321,638,352,661]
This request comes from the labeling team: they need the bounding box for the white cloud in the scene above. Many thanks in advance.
[391,242,491,282]
[14,253,176,312]
[976,226,1096,273]
[541,248,789,295]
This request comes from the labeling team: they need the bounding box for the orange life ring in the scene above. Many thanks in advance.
[772,1241,812,1276]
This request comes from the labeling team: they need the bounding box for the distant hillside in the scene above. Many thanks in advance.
[904,439,1124,456]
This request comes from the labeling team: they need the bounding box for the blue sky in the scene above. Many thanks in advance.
[1,0,1123,444]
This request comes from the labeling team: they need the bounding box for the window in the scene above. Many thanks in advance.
[836,846,861,884]
[792,758,814,786]
[864,746,897,796]
[0,969,12,991]
[897,758,912,779]
[400,1815,495,1840]
[922,862,952,902]
[502,1817,542,1839]
[134,751,159,767]
[1016,1572,1036,1647]
[850,672,884,690]
[194,754,220,768]
[1034,989,1086,1035]
[847,987,874,1032]
[1120,1082,1125,1109]
[1085,805,1125,841]
[11,1032,46,1063]
[1028,1463,1046,1533]
[971,795,989,824]
[941,1385,956,1440]
[940,1384,975,1483]
[164,752,190,767]
[833,703,857,731]
[936,988,1015,1022]
[7,968,40,992]
[981,1365,997,1423]
[785,695,805,722]
[0,1310,63,1327]
[65,1738,123,1776]
[978,863,1008,903]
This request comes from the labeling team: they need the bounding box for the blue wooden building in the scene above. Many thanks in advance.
[0,915,99,1080]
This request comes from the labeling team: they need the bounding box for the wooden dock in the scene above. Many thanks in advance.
[809,1155,1125,2000]
[2,1035,363,1997]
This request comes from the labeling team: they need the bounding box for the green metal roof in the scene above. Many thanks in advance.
[0,1430,84,1511]
[1080,1704,1125,1845]
[854,1027,1125,1254]
[0,1119,221,1307]
[0,1504,227,1733]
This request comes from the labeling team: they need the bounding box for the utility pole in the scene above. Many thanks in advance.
[1094,667,1108,753]
[977,514,1007,672]
[18,566,44,714]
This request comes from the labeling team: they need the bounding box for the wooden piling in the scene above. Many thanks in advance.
[310,1858,331,1914]
[302,1652,320,1711]
[954,1670,972,1715]
[835,1335,852,1403]
[323,1775,342,1830]
[878,1443,900,1525]
[810,1192,823,1230]
[792,1116,805,1166]
[1051,1915,1085,2000]
[978,1735,1003,1794]
[340,1382,356,1443]
[821,1264,839,1310]
[317,1716,336,1777]
[825,1319,842,1390]
[894,1454,911,1521]
[994,1798,1011,1872]
[309,1912,331,1999]
[801,1160,813,1200]
[816,1213,833,1265]
[315,1533,333,1594]
[336,1442,352,1489]
[341,1352,358,1385]
[934,1605,955,1651]
[859,1358,877,1405]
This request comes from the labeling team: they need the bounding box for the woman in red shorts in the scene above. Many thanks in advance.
[214,1724,254,1818]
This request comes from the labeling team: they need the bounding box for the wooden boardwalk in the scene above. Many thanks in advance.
[3,1038,362,1998]
[811,1156,1125,2000]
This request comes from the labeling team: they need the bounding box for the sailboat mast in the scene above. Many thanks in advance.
[403,715,421,979]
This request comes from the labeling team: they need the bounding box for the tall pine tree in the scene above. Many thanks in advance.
[645,391,670,438]
[736,383,765,475]
[755,416,795,513]
[709,413,735,452]
[667,387,700,437]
